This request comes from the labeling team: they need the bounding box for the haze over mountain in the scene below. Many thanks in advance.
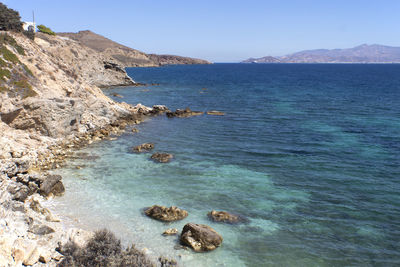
[242,44,400,63]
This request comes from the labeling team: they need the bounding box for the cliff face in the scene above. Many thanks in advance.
[58,30,211,67]
[0,31,145,266]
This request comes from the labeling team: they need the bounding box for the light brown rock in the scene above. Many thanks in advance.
[145,205,188,222]
[180,223,223,252]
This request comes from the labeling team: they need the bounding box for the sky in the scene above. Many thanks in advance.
[3,0,400,62]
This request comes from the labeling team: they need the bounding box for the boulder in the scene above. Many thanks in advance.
[132,128,139,133]
[112,93,123,98]
[151,105,169,115]
[206,111,225,116]
[166,108,204,118]
[150,152,173,163]
[144,205,188,222]
[180,223,223,252]
[29,224,55,235]
[162,228,178,236]
[207,210,246,224]
[133,143,154,153]
[39,174,65,197]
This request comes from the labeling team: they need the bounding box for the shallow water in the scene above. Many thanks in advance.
[53,64,400,266]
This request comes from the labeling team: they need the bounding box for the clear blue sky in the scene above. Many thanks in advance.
[3,0,400,62]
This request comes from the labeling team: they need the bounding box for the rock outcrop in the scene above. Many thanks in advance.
[166,108,204,118]
[133,143,154,153]
[207,210,246,224]
[180,223,223,252]
[144,205,188,222]
[150,152,174,163]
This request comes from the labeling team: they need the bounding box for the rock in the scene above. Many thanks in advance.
[23,247,40,266]
[39,174,65,197]
[151,105,169,114]
[150,152,173,163]
[133,143,154,153]
[66,228,94,248]
[112,93,123,98]
[159,256,178,267]
[166,108,204,118]
[8,183,30,202]
[132,128,139,133]
[206,110,225,116]
[144,205,188,222]
[162,228,178,236]
[180,223,223,252]
[12,239,39,266]
[207,210,246,224]
[29,224,55,235]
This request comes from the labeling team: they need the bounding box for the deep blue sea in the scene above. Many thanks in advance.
[52,64,400,266]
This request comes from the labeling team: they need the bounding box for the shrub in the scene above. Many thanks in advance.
[58,229,155,267]
[0,3,23,32]
[0,46,19,63]
[37,24,56,35]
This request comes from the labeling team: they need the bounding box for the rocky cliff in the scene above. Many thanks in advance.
[0,31,153,266]
[58,30,211,67]
[242,44,400,63]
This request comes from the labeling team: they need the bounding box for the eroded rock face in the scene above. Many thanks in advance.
[207,210,246,224]
[144,205,188,222]
[150,152,173,163]
[166,108,203,118]
[39,174,65,197]
[133,143,154,153]
[180,223,223,252]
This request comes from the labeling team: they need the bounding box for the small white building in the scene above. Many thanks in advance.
[22,22,36,32]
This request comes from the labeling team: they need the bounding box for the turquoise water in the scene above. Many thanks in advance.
[53,64,400,266]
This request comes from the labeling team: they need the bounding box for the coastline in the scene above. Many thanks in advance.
[0,31,169,266]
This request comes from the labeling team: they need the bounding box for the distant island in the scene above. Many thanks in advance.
[242,44,400,63]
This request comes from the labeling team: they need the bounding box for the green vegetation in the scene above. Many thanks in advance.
[13,78,37,99]
[22,64,33,76]
[37,24,56,36]
[0,68,11,81]
[0,33,25,55]
[0,58,7,67]
[0,3,23,32]
[0,46,19,63]
[58,229,155,267]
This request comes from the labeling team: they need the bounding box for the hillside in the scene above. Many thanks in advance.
[58,30,211,67]
[242,44,400,63]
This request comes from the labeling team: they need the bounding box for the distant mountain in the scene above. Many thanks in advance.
[58,30,211,67]
[242,44,400,63]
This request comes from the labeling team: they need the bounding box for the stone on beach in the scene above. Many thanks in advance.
[144,205,188,222]
[38,174,65,197]
[180,223,223,252]
[133,143,155,153]
[150,152,174,163]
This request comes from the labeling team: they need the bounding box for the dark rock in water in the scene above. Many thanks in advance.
[29,224,55,235]
[180,223,223,252]
[112,93,123,98]
[150,152,173,163]
[144,205,188,222]
[131,128,139,133]
[162,228,178,236]
[166,108,204,118]
[133,143,154,153]
[159,256,177,267]
[206,110,225,116]
[39,174,65,197]
[207,210,246,224]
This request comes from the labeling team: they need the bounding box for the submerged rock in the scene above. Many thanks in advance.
[132,128,139,133]
[133,143,154,153]
[162,228,178,236]
[206,110,225,116]
[166,108,203,118]
[180,223,223,252]
[207,210,246,224]
[144,205,188,222]
[150,152,173,163]
[112,93,124,98]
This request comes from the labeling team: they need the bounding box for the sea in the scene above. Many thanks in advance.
[50,64,400,266]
